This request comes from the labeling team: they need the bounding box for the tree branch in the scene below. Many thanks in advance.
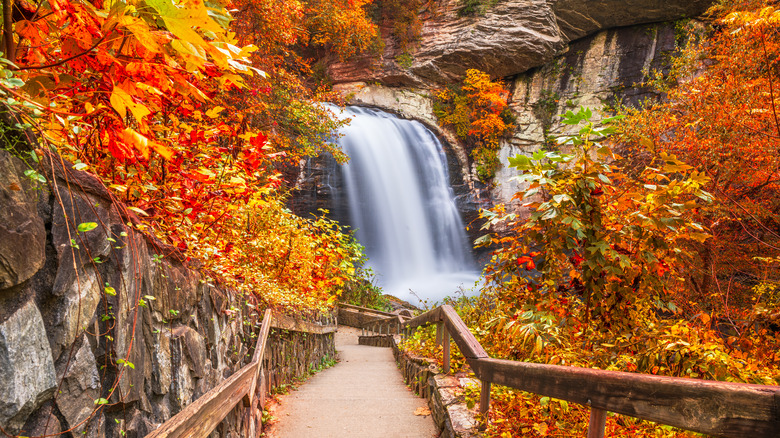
[3,0,15,62]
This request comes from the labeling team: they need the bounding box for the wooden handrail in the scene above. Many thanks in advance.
[147,309,338,437]
[360,313,410,335]
[404,305,780,438]
[339,302,398,317]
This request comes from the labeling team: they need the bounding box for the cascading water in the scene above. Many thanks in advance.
[332,106,479,305]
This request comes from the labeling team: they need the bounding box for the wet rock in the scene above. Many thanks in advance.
[0,300,56,434]
[0,149,46,290]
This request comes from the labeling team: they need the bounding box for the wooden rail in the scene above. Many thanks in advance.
[147,309,337,437]
[339,302,398,317]
[360,313,409,336]
[401,305,780,438]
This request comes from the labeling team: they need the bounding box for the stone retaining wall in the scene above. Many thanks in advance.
[357,334,395,348]
[0,148,335,437]
[264,329,336,390]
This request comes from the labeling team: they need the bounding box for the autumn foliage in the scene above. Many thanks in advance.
[0,0,381,311]
[620,1,780,324]
[434,69,515,181]
[407,2,780,436]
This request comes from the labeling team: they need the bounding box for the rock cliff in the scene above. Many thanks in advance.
[327,0,712,87]
[321,17,704,212]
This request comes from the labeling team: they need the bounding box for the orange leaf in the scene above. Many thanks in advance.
[122,128,173,160]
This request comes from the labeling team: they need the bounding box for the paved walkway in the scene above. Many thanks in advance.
[267,327,438,438]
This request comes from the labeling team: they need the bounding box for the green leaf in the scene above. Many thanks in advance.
[508,154,531,169]
[116,358,135,369]
[23,169,46,183]
[104,284,117,296]
[474,234,492,246]
[540,208,558,220]
[94,398,109,405]
[77,222,98,232]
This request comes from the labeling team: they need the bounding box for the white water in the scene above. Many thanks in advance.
[333,106,479,305]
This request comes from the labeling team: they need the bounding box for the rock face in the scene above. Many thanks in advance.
[0,300,56,434]
[322,21,694,214]
[494,21,684,206]
[0,145,338,437]
[552,0,712,41]
[0,152,45,290]
[328,0,713,86]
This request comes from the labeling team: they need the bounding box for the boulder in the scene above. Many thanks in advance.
[0,149,46,290]
[0,300,57,434]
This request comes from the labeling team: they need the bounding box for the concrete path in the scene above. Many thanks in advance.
[267,327,438,438]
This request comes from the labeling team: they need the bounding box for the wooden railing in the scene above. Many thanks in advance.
[339,302,399,317]
[397,305,780,438]
[360,312,409,336]
[147,309,337,438]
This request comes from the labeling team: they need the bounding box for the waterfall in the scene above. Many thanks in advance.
[332,106,479,305]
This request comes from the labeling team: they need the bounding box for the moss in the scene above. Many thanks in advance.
[457,0,500,16]
[395,52,414,69]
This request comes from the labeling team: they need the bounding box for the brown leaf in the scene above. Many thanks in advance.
[8,183,21,191]
[414,406,431,416]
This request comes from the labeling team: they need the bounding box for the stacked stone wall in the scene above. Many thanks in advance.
[0,148,335,437]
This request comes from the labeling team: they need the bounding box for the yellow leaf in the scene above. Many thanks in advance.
[205,106,225,118]
[127,206,149,217]
[109,89,127,120]
[533,422,549,436]
[111,85,151,122]
[146,0,223,47]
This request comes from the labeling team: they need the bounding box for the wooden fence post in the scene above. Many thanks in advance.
[479,380,491,430]
[443,326,450,374]
[436,322,443,346]
[588,408,607,438]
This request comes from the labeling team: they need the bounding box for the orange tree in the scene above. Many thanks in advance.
[433,68,515,182]
[619,0,780,320]
[0,0,379,311]
[477,107,712,337]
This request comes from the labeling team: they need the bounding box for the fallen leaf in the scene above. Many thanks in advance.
[414,406,431,416]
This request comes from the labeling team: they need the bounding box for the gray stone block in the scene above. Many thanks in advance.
[0,300,56,434]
